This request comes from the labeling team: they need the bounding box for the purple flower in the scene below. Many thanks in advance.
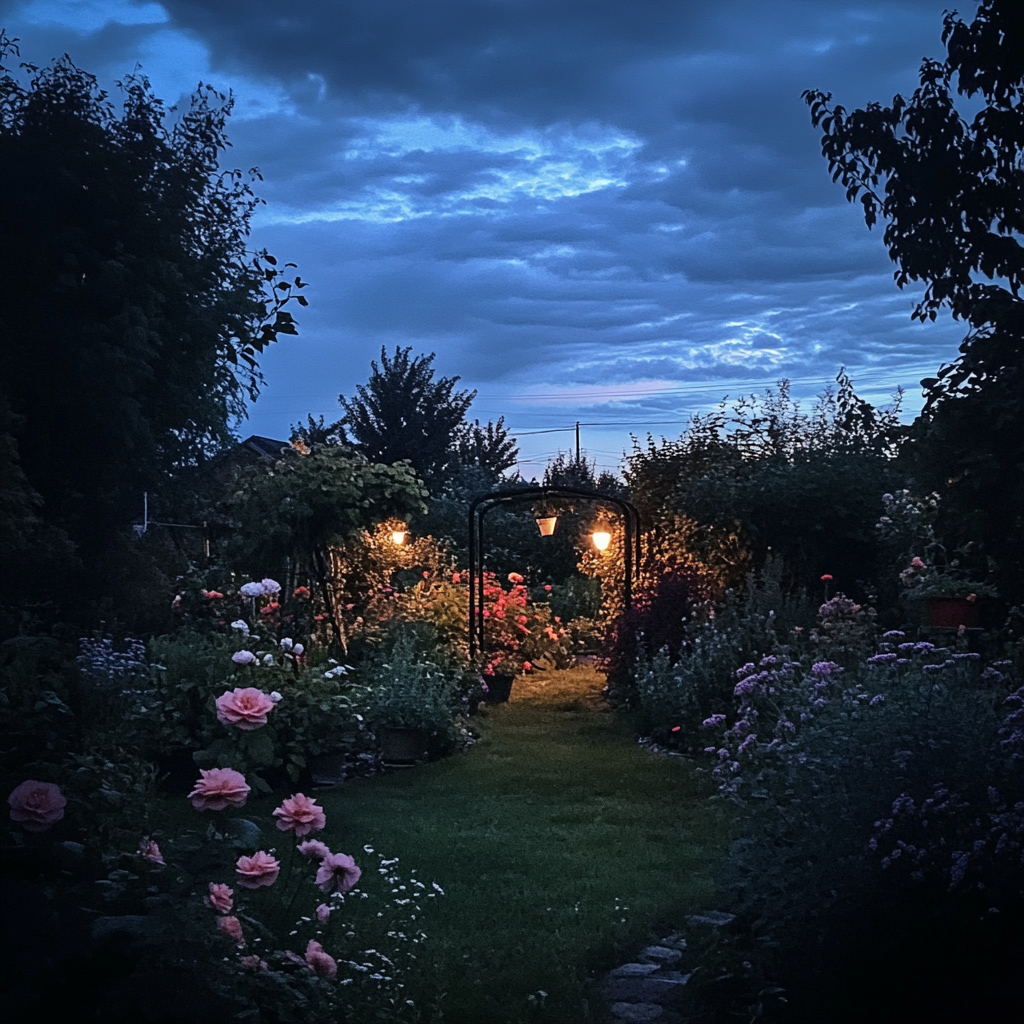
[811,661,840,678]
[239,582,265,599]
[882,630,906,639]
[951,652,981,660]
[914,642,936,652]
[701,714,727,729]
[867,653,898,664]
[232,650,257,666]
[870,694,886,706]
[260,578,282,596]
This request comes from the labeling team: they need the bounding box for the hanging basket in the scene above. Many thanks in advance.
[926,597,981,629]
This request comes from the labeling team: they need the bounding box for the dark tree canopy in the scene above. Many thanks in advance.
[0,35,305,552]
[804,0,1024,592]
[336,346,517,489]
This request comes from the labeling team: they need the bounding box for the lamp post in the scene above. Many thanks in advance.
[467,486,641,661]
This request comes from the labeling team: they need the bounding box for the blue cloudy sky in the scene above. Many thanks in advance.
[2,0,970,474]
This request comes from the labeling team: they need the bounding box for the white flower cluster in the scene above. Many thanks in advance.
[239,578,282,598]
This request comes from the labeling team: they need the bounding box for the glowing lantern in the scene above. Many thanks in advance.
[591,530,612,552]
[390,528,407,545]
[535,516,558,536]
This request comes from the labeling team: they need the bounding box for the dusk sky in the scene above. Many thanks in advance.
[1,0,969,475]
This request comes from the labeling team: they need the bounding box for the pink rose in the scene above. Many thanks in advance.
[188,768,250,811]
[8,780,66,832]
[305,939,338,979]
[216,915,245,944]
[272,793,326,837]
[315,851,362,894]
[315,903,332,923]
[215,687,276,730]
[235,850,281,889]
[297,839,331,862]
[205,882,234,913]
[137,838,165,865]
[240,955,269,971]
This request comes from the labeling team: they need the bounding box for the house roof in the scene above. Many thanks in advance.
[240,435,292,459]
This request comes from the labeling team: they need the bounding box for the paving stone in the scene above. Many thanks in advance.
[660,933,687,950]
[610,962,661,977]
[600,972,692,1004]
[685,911,735,927]
[640,945,683,964]
[610,1001,663,1021]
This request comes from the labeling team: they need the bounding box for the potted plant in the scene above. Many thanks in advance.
[363,637,462,764]
[899,555,997,628]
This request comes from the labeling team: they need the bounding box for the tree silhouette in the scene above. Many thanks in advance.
[804,0,1024,594]
[0,35,305,553]
[338,346,516,489]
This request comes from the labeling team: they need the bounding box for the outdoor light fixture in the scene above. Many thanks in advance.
[591,530,612,552]
[390,528,407,545]
[535,515,558,536]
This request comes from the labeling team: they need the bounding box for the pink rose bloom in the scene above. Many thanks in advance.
[137,838,165,865]
[215,687,276,730]
[8,780,66,832]
[297,839,331,862]
[205,882,234,913]
[315,903,332,923]
[235,850,281,889]
[216,915,245,944]
[188,768,250,811]
[315,851,361,894]
[305,939,338,979]
[240,955,269,971]
[272,793,326,837]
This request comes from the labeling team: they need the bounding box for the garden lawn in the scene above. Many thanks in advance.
[319,665,723,1024]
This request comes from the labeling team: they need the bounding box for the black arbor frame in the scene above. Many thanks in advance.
[468,486,641,661]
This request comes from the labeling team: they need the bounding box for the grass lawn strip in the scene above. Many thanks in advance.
[316,665,723,1023]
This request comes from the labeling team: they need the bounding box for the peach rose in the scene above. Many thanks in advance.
[272,793,326,837]
[315,851,361,894]
[216,915,245,944]
[8,780,66,832]
[235,850,280,889]
[305,940,338,979]
[215,687,276,730]
[204,882,234,913]
[188,768,250,812]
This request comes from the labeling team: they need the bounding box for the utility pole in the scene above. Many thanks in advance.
[575,421,580,463]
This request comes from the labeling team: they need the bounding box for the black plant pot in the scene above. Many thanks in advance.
[481,673,515,703]
[379,727,430,765]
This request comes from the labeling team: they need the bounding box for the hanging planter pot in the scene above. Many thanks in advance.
[378,727,430,765]
[926,597,981,629]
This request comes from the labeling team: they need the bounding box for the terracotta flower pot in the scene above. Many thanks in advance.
[379,727,430,765]
[481,672,515,703]
[926,597,981,629]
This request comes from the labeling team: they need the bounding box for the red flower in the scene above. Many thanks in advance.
[292,586,311,600]
[820,574,833,582]
[260,602,280,616]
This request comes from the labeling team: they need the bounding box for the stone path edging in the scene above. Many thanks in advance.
[598,913,736,1023]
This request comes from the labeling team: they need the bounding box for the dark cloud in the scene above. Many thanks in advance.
[1,0,968,472]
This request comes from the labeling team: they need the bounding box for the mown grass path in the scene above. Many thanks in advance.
[319,666,723,1024]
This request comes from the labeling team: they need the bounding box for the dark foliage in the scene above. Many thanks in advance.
[805,0,1024,601]
[0,35,304,566]
[599,561,718,699]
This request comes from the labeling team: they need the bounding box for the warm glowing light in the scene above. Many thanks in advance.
[390,529,407,545]
[591,531,612,551]
[536,516,558,536]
